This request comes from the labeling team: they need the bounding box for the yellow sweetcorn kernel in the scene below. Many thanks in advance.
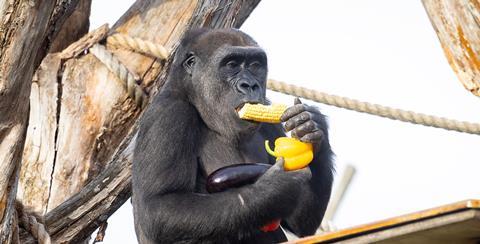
[237,103,288,123]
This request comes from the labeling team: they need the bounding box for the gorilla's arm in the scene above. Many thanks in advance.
[283,142,333,236]
[260,114,334,237]
[133,96,305,242]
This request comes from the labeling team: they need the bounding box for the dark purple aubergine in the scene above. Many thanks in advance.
[206,163,271,193]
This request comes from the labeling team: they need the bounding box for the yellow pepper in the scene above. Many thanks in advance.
[264,137,313,171]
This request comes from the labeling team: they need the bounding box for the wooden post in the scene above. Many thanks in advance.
[422,0,480,96]
[320,164,356,232]
[0,1,82,243]
[16,0,260,242]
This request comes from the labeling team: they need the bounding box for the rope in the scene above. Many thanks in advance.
[267,79,480,135]
[89,44,147,108]
[107,33,169,60]
[16,206,51,244]
[95,33,480,135]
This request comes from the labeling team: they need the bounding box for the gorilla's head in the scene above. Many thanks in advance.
[169,28,268,139]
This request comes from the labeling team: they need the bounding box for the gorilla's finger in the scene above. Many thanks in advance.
[289,166,312,183]
[262,157,285,178]
[291,130,298,139]
[280,104,307,122]
[284,111,311,131]
[300,130,324,144]
[299,166,312,180]
[275,157,285,168]
[304,105,323,116]
[292,120,318,138]
[294,97,302,105]
[269,157,285,171]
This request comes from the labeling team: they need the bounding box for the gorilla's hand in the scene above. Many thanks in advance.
[253,157,312,218]
[281,98,327,152]
[262,157,312,183]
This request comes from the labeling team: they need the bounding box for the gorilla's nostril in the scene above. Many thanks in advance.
[240,83,250,89]
[252,84,259,91]
[237,82,251,94]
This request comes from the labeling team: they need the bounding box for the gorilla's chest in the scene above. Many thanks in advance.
[197,132,270,176]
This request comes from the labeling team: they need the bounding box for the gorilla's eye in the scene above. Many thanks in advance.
[183,53,196,74]
[185,56,196,67]
[248,61,265,76]
[226,60,240,69]
[249,61,261,70]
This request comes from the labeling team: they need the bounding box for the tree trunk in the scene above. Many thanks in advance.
[50,0,92,53]
[0,1,82,243]
[16,0,260,243]
[422,0,480,96]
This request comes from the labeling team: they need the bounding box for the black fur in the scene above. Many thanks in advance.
[132,28,334,244]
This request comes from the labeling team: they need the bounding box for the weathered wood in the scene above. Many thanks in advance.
[17,55,61,215]
[293,199,480,244]
[345,210,480,244]
[14,0,260,242]
[50,0,92,53]
[0,1,80,242]
[17,25,110,216]
[46,132,135,243]
[422,0,480,96]
[60,24,110,60]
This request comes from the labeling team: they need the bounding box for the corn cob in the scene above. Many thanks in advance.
[237,103,287,123]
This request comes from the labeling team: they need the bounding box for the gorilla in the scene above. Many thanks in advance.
[132,28,334,244]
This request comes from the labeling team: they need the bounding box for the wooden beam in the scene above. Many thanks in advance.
[422,0,480,96]
[293,199,480,244]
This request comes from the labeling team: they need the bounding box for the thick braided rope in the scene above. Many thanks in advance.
[107,33,169,60]
[100,33,480,135]
[268,79,480,135]
[89,44,146,107]
[18,211,51,244]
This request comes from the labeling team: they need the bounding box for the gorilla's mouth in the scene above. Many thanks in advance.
[234,101,263,127]
[235,101,260,113]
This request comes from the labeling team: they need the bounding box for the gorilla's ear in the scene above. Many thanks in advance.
[183,52,196,75]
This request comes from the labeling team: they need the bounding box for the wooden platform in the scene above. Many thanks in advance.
[291,199,480,244]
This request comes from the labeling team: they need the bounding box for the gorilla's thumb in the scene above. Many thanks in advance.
[294,97,302,105]
[273,157,285,170]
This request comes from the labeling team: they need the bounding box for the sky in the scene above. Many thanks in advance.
[90,1,480,243]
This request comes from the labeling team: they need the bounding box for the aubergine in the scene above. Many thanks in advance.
[206,163,271,193]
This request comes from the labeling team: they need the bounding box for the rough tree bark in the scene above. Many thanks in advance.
[0,1,82,243]
[423,0,480,96]
[17,0,260,243]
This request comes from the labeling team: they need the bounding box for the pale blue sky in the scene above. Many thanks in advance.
[90,1,480,243]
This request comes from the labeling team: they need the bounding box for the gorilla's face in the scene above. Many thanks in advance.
[181,29,268,139]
